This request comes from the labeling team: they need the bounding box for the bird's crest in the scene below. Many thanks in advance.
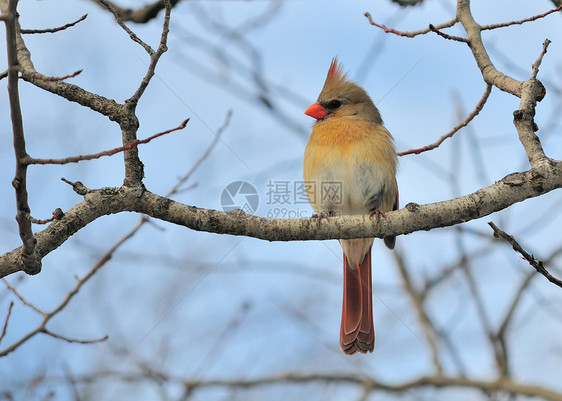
[326,57,347,83]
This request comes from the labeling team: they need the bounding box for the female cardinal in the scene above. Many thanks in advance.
[303,57,398,355]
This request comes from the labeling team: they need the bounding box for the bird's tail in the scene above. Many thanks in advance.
[340,248,374,355]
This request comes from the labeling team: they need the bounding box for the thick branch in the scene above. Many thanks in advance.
[456,0,522,97]
[3,0,40,274]
[1,161,561,278]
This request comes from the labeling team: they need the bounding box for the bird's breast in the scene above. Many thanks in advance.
[303,118,397,215]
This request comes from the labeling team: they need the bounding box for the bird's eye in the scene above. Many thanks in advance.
[326,100,342,110]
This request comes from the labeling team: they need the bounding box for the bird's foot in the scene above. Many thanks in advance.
[369,209,386,221]
[311,211,336,227]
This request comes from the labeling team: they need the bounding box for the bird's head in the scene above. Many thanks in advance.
[305,57,382,124]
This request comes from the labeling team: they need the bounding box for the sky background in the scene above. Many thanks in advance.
[1,0,562,400]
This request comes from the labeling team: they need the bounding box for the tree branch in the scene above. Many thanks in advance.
[456,0,523,97]
[42,329,108,345]
[180,373,562,400]
[0,160,561,279]
[2,0,40,274]
[393,250,443,374]
[21,68,83,82]
[67,371,562,401]
[481,5,562,31]
[127,0,172,104]
[0,243,112,357]
[488,222,562,288]
[428,23,468,42]
[0,302,13,345]
[27,119,189,165]
[363,12,418,37]
[398,84,491,156]
[496,270,536,348]
[20,14,87,34]
[117,0,173,187]
[2,7,125,122]
[512,40,549,167]
[364,12,457,38]
[97,0,154,54]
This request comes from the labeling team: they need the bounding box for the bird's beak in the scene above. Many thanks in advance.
[304,103,327,120]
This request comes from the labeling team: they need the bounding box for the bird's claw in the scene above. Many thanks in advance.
[369,209,385,221]
[311,211,335,227]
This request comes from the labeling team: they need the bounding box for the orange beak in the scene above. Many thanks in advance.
[304,102,327,120]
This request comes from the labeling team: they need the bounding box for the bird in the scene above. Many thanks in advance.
[303,57,398,355]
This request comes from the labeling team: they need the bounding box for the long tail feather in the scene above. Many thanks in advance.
[340,249,374,354]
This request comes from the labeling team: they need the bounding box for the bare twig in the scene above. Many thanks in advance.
[398,84,492,156]
[62,370,562,401]
[428,23,468,42]
[62,365,82,401]
[60,178,90,195]
[489,222,562,288]
[496,270,536,343]
[481,5,562,31]
[27,119,189,165]
[21,14,87,34]
[364,12,416,36]
[170,6,308,139]
[393,250,443,375]
[0,301,14,344]
[21,69,83,82]
[3,279,43,313]
[128,0,172,104]
[0,246,114,357]
[166,111,232,197]
[30,209,64,225]
[42,329,108,344]
[531,39,551,80]
[364,12,457,37]
[97,0,154,54]
[460,258,508,376]
[193,300,252,374]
